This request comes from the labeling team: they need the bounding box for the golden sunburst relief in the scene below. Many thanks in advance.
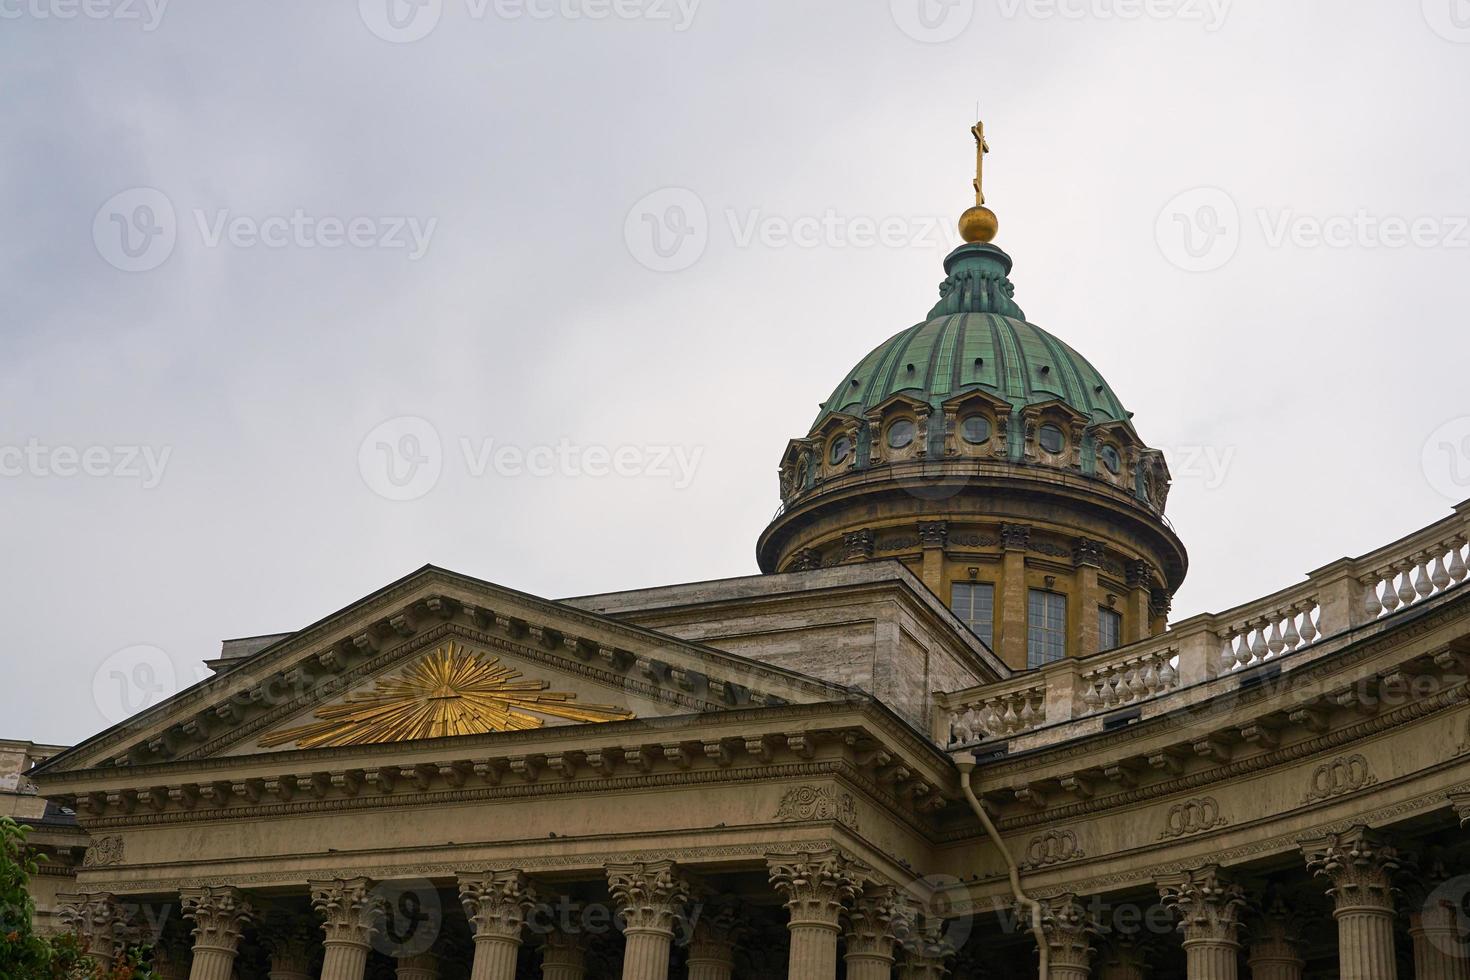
[258,642,635,749]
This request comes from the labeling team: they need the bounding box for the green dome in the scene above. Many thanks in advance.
[815,312,1129,429]
[813,244,1129,431]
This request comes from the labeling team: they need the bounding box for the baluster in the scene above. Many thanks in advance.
[1159,654,1178,689]
[1018,697,1035,729]
[1001,699,1020,733]
[1266,619,1285,658]
[1140,658,1160,695]
[1101,669,1120,707]
[1248,624,1267,665]
[1414,555,1434,599]
[1363,576,1384,619]
[1397,562,1418,607]
[1082,676,1102,710]
[1218,634,1237,674]
[1281,611,1301,652]
[981,703,1001,736]
[1431,551,1452,591]
[1299,605,1319,645]
[1126,662,1146,701]
[1450,541,1468,584]
[1380,570,1402,613]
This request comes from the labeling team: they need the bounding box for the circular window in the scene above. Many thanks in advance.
[961,415,991,445]
[1039,424,1066,455]
[886,419,916,450]
[1100,444,1122,475]
[829,436,853,466]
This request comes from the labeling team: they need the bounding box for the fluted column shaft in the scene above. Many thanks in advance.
[607,861,690,980]
[1247,945,1304,980]
[540,938,587,980]
[181,887,256,980]
[769,849,860,980]
[459,870,536,980]
[264,930,315,980]
[1304,827,1400,980]
[1158,866,1244,980]
[311,878,381,980]
[396,952,439,980]
[687,936,735,980]
[1411,901,1470,980]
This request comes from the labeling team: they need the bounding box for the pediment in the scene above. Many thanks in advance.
[38,567,852,775]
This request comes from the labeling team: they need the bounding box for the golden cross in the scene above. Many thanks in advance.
[972,120,990,206]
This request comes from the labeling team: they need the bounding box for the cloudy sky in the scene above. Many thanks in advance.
[3,0,1468,745]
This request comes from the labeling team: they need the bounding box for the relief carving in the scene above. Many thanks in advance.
[1303,754,1376,803]
[1159,798,1227,840]
[774,786,859,830]
[82,835,125,867]
[1020,829,1084,870]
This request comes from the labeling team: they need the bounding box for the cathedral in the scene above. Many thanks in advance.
[18,125,1470,980]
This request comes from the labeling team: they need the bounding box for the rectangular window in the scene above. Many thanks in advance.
[1098,607,1123,653]
[1027,589,1068,668]
[950,582,995,649]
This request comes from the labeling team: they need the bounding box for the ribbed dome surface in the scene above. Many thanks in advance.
[813,313,1129,431]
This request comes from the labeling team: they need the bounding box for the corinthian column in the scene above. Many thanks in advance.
[1157,866,1244,980]
[844,888,905,980]
[1246,901,1303,980]
[310,878,382,980]
[768,849,861,980]
[1039,895,1096,980]
[459,871,536,980]
[606,861,690,980]
[57,892,129,972]
[396,952,439,980]
[1303,827,1401,980]
[898,920,954,980]
[180,887,256,980]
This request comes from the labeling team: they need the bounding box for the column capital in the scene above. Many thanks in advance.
[56,891,131,966]
[767,848,863,931]
[1156,865,1245,946]
[310,877,382,949]
[1039,894,1097,972]
[898,915,955,980]
[1000,523,1032,552]
[1246,897,1304,974]
[844,886,910,963]
[606,860,691,937]
[180,886,256,956]
[457,869,537,942]
[1301,826,1401,914]
[918,521,950,549]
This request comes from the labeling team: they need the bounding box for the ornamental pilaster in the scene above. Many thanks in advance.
[1098,937,1151,980]
[310,878,382,980]
[897,914,954,980]
[1157,866,1245,980]
[540,929,588,980]
[261,919,318,980]
[768,848,862,980]
[180,886,256,980]
[1303,827,1401,980]
[459,871,536,980]
[606,860,690,980]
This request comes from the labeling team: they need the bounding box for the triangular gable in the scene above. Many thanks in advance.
[36,566,855,775]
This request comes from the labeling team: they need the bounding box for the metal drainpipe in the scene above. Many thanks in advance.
[957,761,1050,980]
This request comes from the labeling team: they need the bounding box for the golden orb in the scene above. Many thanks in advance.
[959,205,999,244]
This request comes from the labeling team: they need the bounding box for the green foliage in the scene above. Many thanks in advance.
[0,817,161,980]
